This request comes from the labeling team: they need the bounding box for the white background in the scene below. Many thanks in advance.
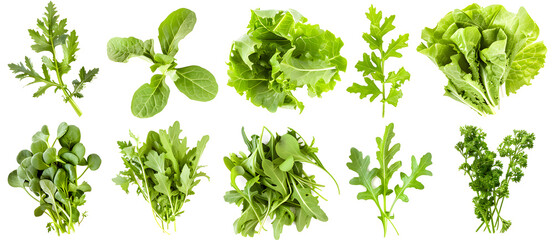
[0,0,552,239]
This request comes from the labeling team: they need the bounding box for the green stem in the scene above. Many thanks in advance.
[76,166,89,181]
[50,39,82,116]
[379,48,386,118]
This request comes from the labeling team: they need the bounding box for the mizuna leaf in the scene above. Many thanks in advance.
[394,153,433,202]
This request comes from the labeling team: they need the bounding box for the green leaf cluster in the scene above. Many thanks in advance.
[113,121,209,232]
[8,2,99,117]
[107,8,218,118]
[228,9,347,113]
[7,123,102,235]
[348,5,410,118]
[347,123,432,237]
[418,4,547,115]
[455,125,535,233]
[223,127,339,239]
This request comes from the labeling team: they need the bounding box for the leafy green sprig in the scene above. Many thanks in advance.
[113,121,209,233]
[8,2,99,117]
[456,126,534,233]
[347,123,432,237]
[107,8,218,118]
[348,5,410,118]
[7,123,102,235]
[223,127,339,239]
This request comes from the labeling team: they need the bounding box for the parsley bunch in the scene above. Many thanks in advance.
[456,126,535,233]
[8,2,99,117]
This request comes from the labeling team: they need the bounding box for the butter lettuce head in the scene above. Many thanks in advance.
[228,9,347,113]
[418,4,546,115]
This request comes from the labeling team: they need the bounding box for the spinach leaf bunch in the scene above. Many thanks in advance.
[348,5,410,118]
[228,9,347,113]
[456,125,534,233]
[347,123,432,237]
[8,2,99,117]
[113,121,209,232]
[223,128,339,239]
[418,4,547,116]
[107,8,218,118]
[7,123,102,235]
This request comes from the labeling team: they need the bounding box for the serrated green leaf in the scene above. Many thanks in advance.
[394,153,432,203]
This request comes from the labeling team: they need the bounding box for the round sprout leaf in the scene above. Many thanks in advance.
[8,170,24,188]
[17,166,28,181]
[72,143,86,160]
[57,122,69,140]
[21,157,32,168]
[30,178,41,193]
[26,166,38,180]
[59,125,81,149]
[30,141,48,154]
[31,153,49,170]
[16,150,33,164]
[61,152,79,165]
[63,164,77,182]
[41,165,58,181]
[54,168,67,189]
[87,154,101,171]
[34,204,51,217]
[58,147,70,157]
[42,148,57,164]
[279,156,295,172]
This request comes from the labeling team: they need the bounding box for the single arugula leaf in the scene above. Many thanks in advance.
[9,2,99,116]
[228,9,346,112]
[347,123,432,237]
[131,74,170,118]
[107,8,217,118]
[113,121,209,232]
[348,5,410,117]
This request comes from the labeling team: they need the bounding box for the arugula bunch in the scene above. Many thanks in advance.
[8,2,99,117]
[113,121,209,232]
[347,123,432,237]
[224,127,339,239]
[228,9,347,113]
[107,8,218,118]
[348,5,410,118]
[418,4,547,115]
[7,123,102,235]
[456,126,534,233]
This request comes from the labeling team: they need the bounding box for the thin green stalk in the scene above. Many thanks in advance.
[49,40,81,116]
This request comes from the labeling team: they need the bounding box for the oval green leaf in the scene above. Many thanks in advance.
[31,153,49,170]
[107,37,145,62]
[16,150,33,164]
[131,74,170,118]
[173,66,218,102]
[158,8,196,57]
[61,152,79,165]
[87,154,102,171]
[279,156,295,172]
[8,170,24,188]
[59,125,81,149]
[43,147,57,164]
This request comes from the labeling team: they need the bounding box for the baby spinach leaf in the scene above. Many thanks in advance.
[173,66,218,102]
[131,74,170,118]
[107,8,217,118]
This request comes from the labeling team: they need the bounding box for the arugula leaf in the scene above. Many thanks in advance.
[113,121,209,232]
[224,127,338,239]
[347,123,432,237]
[418,4,547,115]
[456,125,535,233]
[228,9,346,113]
[8,2,99,116]
[348,5,410,117]
[107,8,217,118]
[7,123,101,235]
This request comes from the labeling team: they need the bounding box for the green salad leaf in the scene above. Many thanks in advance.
[418,4,547,115]
[228,9,347,113]
[113,121,209,233]
[8,2,99,116]
[224,127,339,239]
[107,8,218,118]
[348,5,410,117]
[455,126,535,233]
[7,123,102,235]
[347,123,432,237]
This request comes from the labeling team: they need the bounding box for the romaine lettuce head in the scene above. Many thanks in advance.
[228,9,347,113]
[418,4,546,115]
